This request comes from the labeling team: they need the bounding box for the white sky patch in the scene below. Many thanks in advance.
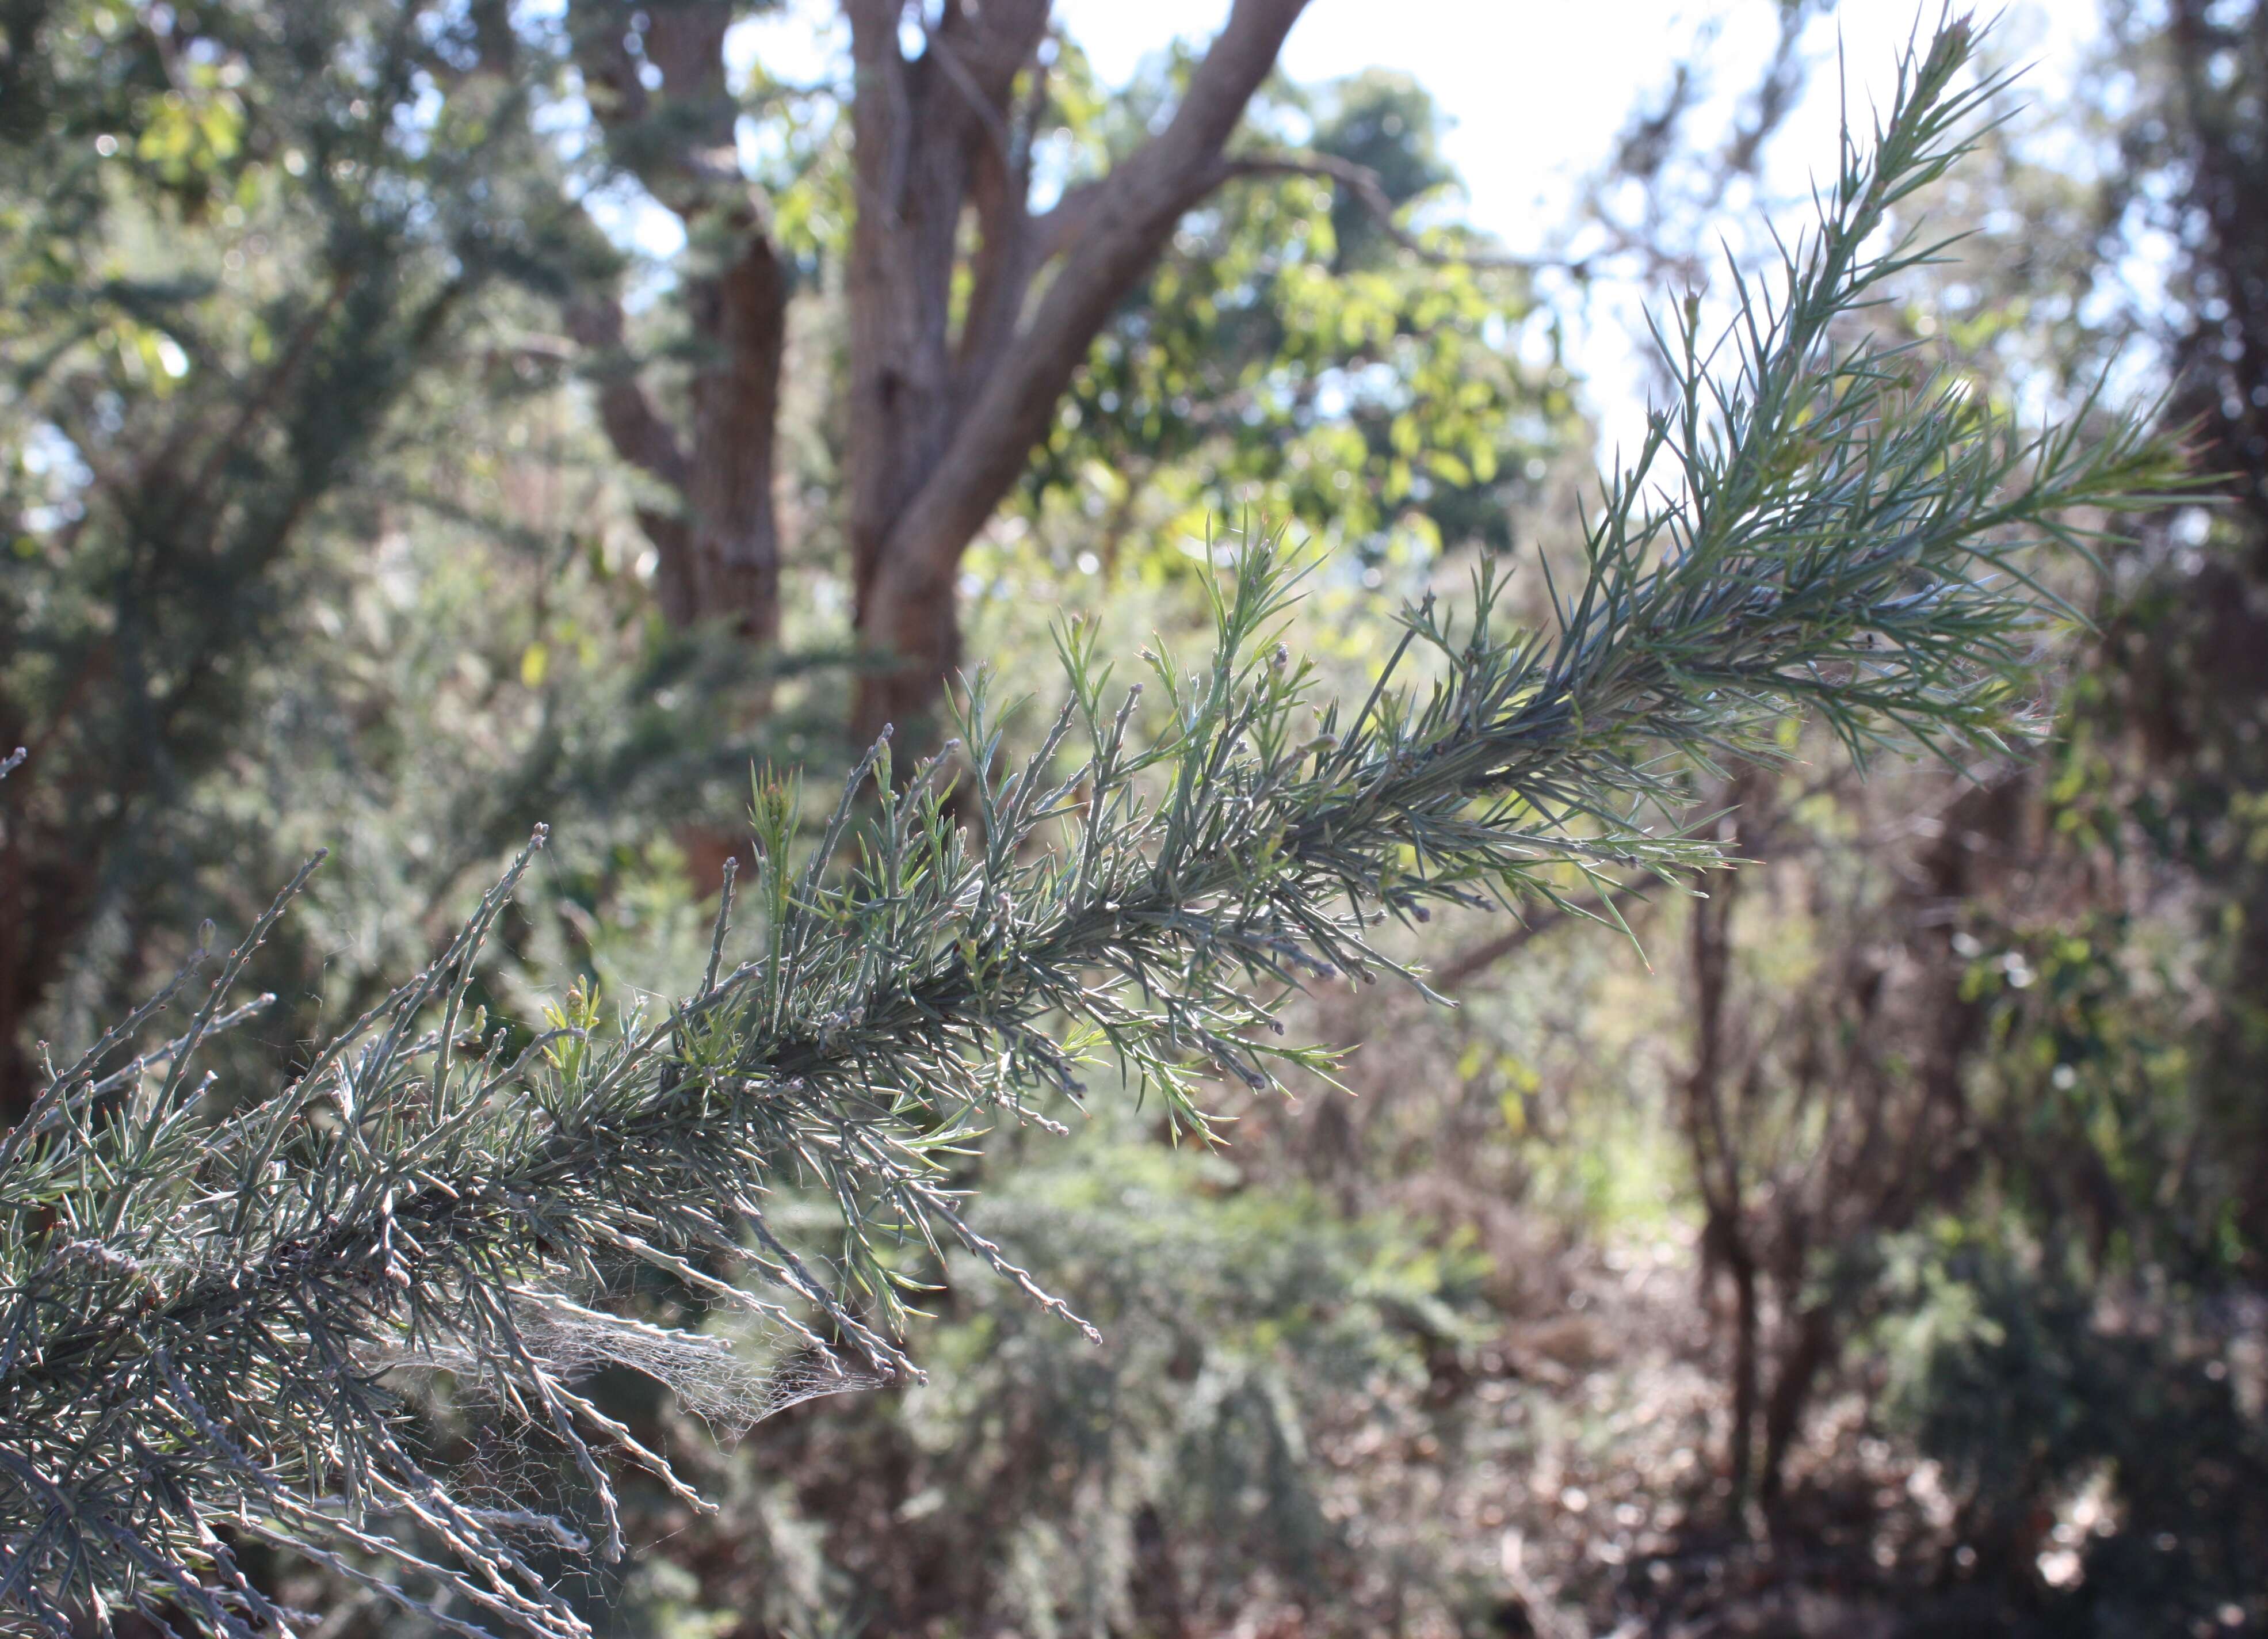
[1065,2,2098,237]
[1061,0,2108,453]
[702,2,2121,454]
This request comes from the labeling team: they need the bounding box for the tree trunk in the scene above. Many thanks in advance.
[1683,790,1760,1511]
[1759,1303,1835,1509]
[571,0,1320,740]
[579,240,786,643]
[841,0,1314,743]
[568,1,788,646]
[0,746,100,1124]
[1726,1236,1761,1507]
[684,236,786,643]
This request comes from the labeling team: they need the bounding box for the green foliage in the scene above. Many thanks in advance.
[1020,63,1576,570]
[1876,1222,2268,1629]
[0,22,2182,1637]
[0,0,613,1096]
[726,1119,1489,1637]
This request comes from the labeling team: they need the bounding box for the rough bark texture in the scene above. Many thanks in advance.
[1682,807,1759,1505]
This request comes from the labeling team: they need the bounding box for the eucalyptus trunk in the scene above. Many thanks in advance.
[576,0,1317,740]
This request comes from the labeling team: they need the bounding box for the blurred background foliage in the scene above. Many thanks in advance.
[3,0,2265,1634]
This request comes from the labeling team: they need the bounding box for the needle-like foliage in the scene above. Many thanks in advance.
[0,22,2181,1638]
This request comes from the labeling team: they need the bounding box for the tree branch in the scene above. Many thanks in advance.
[1430,875,1661,993]
[563,296,701,624]
[562,3,786,636]
[1027,177,1108,264]
[864,0,1315,648]
[567,0,742,220]
[1209,150,1591,275]
[563,298,690,497]
[922,13,1015,170]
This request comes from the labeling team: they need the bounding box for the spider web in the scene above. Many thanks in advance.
[363,1289,885,1442]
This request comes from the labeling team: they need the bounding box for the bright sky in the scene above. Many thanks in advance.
[1056,0,2106,443]
[723,2,2103,231]
[709,0,2111,440]
[1058,1,2101,244]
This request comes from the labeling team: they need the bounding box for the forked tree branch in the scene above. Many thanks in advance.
[865,0,1314,622]
[568,0,742,221]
